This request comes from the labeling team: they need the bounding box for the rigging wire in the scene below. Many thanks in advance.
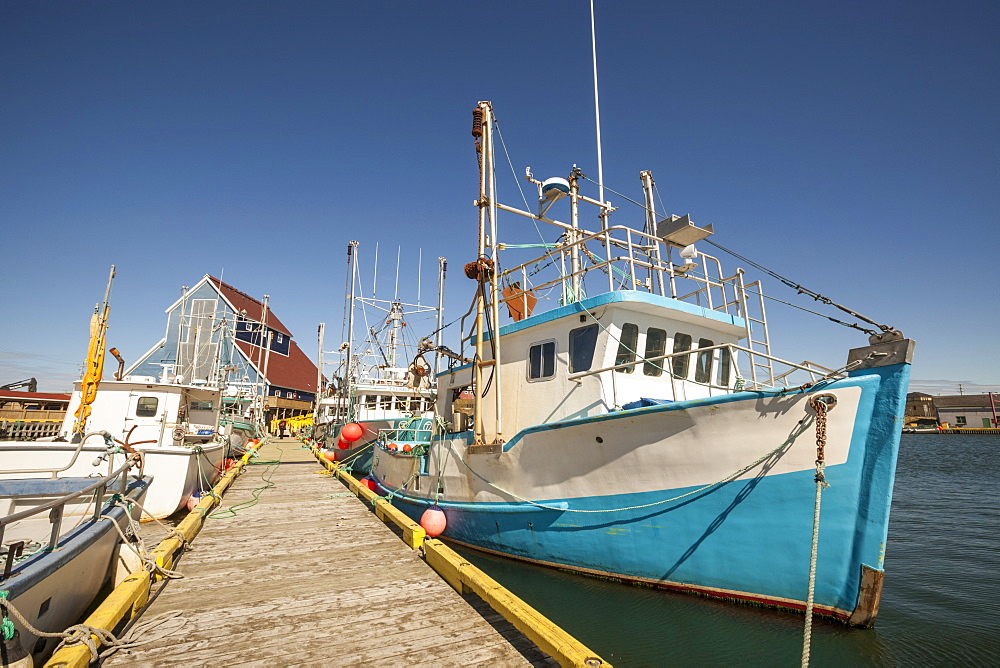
[577,172,896,335]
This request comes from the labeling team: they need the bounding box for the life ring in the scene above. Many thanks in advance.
[414,365,428,376]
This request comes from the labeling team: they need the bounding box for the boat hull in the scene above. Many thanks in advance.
[373,362,909,626]
[0,441,227,518]
[1,475,150,662]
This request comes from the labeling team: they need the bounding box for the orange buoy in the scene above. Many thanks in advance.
[361,477,377,491]
[402,444,412,453]
[337,438,350,450]
[420,506,447,537]
[220,458,236,471]
[341,423,363,442]
[387,442,398,451]
[323,450,338,461]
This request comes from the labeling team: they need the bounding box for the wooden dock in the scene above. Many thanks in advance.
[103,438,555,666]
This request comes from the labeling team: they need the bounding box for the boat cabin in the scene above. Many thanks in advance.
[437,290,747,435]
[59,376,222,446]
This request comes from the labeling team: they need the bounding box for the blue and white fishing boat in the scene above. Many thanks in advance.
[371,101,913,626]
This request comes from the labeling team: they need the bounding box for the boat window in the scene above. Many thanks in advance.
[136,397,158,417]
[569,324,599,373]
[615,323,638,373]
[364,395,377,409]
[190,400,214,411]
[695,338,714,383]
[717,347,731,387]
[528,341,556,380]
[643,328,667,377]
[380,395,393,410]
[408,398,420,412]
[672,333,693,379]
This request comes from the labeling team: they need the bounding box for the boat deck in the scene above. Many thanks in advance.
[104,438,554,666]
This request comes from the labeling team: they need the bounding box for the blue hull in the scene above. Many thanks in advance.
[380,359,910,625]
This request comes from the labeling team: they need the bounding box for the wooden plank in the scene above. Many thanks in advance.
[102,438,553,667]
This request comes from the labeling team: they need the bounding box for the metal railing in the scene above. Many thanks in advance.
[0,454,141,580]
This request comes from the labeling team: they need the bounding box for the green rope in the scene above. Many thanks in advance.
[0,591,13,640]
[207,444,283,519]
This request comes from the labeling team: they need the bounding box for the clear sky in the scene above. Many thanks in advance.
[1,1,997,396]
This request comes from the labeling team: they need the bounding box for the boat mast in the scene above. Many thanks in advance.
[315,322,325,421]
[640,170,666,297]
[435,256,447,376]
[346,240,358,422]
[473,100,504,445]
[590,0,608,232]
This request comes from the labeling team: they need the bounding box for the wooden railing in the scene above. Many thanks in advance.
[0,420,63,440]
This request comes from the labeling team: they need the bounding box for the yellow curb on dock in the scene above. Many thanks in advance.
[45,440,265,668]
[308,441,611,668]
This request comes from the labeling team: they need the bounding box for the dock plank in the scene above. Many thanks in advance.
[107,438,554,666]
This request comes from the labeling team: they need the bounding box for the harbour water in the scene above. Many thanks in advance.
[458,434,1000,665]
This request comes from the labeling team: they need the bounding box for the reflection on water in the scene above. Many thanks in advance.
[456,434,1000,666]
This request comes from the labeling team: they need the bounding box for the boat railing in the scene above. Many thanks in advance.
[567,342,840,394]
[0,454,141,578]
[498,224,746,320]
[0,431,120,479]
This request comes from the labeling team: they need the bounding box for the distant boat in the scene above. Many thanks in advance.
[317,242,444,473]
[371,102,914,627]
[0,452,149,663]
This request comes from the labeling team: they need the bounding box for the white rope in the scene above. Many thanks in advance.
[801,465,826,666]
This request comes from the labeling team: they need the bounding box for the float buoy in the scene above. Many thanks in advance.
[420,506,447,537]
[323,450,338,461]
[402,444,412,453]
[337,438,350,450]
[341,423,363,442]
[387,443,398,451]
[360,477,377,491]
[186,490,203,512]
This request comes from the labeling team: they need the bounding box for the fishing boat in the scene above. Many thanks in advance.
[317,242,445,473]
[0,267,229,519]
[370,101,914,627]
[0,449,149,663]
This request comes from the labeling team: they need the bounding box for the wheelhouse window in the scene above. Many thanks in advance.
[643,328,667,377]
[136,397,158,417]
[672,333,693,379]
[190,400,214,411]
[615,323,638,374]
[695,338,714,384]
[528,341,556,380]
[364,395,377,409]
[569,325,599,373]
[717,347,732,387]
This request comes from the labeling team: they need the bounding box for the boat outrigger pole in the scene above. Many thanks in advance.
[72,265,116,442]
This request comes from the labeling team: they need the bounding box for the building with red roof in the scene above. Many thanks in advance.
[126,275,319,422]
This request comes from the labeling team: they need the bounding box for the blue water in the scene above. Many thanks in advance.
[457,434,1000,665]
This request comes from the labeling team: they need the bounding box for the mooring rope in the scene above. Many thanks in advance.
[801,395,833,667]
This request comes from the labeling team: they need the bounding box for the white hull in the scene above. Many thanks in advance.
[0,441,226,518]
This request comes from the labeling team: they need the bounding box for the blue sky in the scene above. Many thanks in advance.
[1,1,997,396]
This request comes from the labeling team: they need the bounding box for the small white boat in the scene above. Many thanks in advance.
[0,375,228,518]
[0,267,229,519]
[0,453,149,663]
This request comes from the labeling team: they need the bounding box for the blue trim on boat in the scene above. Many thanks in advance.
[473,290,747,343]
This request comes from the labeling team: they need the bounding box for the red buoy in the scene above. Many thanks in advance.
[220,458,236,471]
[420,506,447,537]
[361,477,377,491]
[402,444,412,453]
[323,450,338,461]
[337,438,350,450]
[186,490,203,512]
[341,423,363,442]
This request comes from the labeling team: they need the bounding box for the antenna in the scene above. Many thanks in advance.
[590,0,606,230]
